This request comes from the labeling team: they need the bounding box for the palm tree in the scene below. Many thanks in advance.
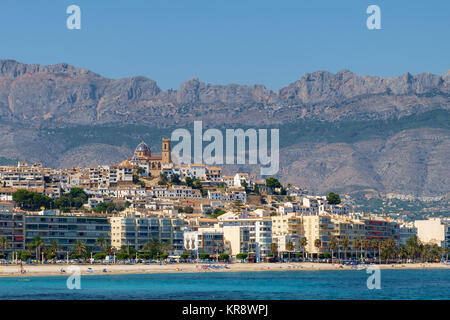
[46,240,60,260]
[329,237,338,263]
[104,244,115,256]
[142,239,172,260]
[31,236,44,263]
[314,239,322,260]
[342,237,350,261]
[270,242,278,259]
[0,236,11,255]
[299,237,307,260]
[372,239,383,264]
[406,236,421,262]
[73,240,89,258]
[158,241,173,260]
[285,241,294,261]
[371,240,380,263]
[353,239,361,261]
[96,236,108,252]
[381,238,396,263]
[397,245,408,263]
[143,238,159,252]
[362,240,371,261]
[142,238,160,258]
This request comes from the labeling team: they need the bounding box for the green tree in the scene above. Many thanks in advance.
[381,238,396,262]
[183,206,194,214]
[192,179,203,189]
[93,202,126,214]
[314,239,322,259]
[265,177,282,189]
[94,252,107,260]
[299,237,308,260]
[406,236,421,261]
[210,208,226,219]
[116,252,129,260]
[329,237,338,263]
[362,239,371,261]
[372,239,384,263]
[236,253,248,260]
[0,236,11,251]
[13,190,53,210]
[218,254,230,261]
[45,240,60,259]
[180,251,191,260]
[199,253,210,260]
[171,174,182,185]
[96,236,108,252]
[31,236,45,263]
[285,241,294,261]
[326,192,341,205]
[103,244,115,256]
[397,245,409,263]
[353,239,362,260]
[73,240,89,259]
[20,250,31,261]
[184,177,193,187]
[69,188,87,201]
[270,242,278,258]
[342,237,350,260]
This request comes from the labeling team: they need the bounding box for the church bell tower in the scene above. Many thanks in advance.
[162,138,171,164]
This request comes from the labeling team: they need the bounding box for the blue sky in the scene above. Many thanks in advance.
[0,0,449,90]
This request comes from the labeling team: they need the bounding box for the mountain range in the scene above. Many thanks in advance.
[0,59,449,199]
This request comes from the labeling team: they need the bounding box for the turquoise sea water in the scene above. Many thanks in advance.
[0,269,449,300]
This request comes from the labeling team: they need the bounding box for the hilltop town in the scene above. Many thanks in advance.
[0,139,448,263]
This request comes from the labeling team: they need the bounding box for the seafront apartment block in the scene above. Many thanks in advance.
[110,209,185,253]
[24,210,110,254]
[0,202,25,252]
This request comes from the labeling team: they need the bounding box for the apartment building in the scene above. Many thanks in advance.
[207,188,247,203]
[216,216,272,261]
[330,215,366,257]
[415,218,450,247]
[271,212,303,236]
[272,234,301,252]
[399,222,418,246]
[0,163,45,189]
[184,228,225,257]
[110,210,185,253]
[205,167,222,182]
[0,202,25,253]
[302,215,333,256]
[148,186,201,198]
[24,210,110,254]
[361,216,400,243]
[221,225,251,257]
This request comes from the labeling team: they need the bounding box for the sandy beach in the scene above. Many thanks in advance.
[0,262,449,277]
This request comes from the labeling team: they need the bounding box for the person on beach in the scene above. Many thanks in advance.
[19,261,26,274]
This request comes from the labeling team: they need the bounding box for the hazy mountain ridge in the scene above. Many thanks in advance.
[1,59,449,126]
[0,59,449,198]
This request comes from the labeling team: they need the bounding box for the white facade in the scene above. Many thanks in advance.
[415,218,450,247]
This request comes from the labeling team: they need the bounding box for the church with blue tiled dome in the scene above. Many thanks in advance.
[119,138,172,177]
